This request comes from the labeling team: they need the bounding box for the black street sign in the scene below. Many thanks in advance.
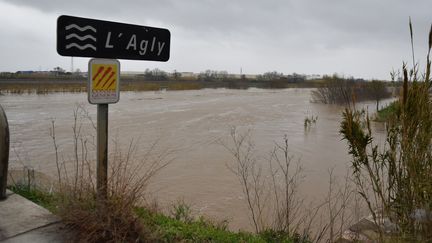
[57,15,170,61]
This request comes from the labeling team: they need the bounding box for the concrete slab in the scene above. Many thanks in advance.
[0,190,60,241]
[2,222,72,243]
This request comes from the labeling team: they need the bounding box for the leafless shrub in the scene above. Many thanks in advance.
[268,135,304,235]
[49,119,61,187]
[324,168,356,242]
[223,128,266,233]
[48,105,173,242]
[224,128,359,242]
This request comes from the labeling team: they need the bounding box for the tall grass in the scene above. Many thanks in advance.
[340,21,432,241]
[45,106,173,242]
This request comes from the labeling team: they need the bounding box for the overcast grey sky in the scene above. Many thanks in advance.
[0,0,431,79]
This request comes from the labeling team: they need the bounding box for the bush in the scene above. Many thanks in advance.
[58,191,155,242]
[340,23,432,241]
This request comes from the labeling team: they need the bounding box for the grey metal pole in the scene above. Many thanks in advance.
[0,104,10,200]
[97,104,108,200]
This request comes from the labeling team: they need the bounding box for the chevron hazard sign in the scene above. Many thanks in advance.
[88,59,120,104]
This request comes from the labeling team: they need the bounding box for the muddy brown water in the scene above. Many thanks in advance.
[0,88,389,231]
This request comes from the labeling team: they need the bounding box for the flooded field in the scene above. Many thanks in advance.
[0,88,388,230]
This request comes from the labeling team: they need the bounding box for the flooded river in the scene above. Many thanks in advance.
[0,88,387,230]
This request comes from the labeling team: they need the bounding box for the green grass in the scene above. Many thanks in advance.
[8,184,58,212]
[136,208,271,242]
[9,185,296,243]
[375,101,399,122]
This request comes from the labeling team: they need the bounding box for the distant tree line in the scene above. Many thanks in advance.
[256,71,306,82]
[197,70,229,81]
[2,67,392,99]
[142,68,169,81]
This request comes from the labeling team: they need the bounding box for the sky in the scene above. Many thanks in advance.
[0,0,431,80]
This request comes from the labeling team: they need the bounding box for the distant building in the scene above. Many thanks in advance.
[305,74,321,80]
[16,71,34,75]
[180,72,195,78]
[122,71,145,77]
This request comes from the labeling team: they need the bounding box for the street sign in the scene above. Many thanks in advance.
[57,15,170,61]
[56,15,172,200]
[88,59,120,104]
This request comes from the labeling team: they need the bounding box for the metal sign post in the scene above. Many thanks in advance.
[88,58,120,199]
[96,104,108,199]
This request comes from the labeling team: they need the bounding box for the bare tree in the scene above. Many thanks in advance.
[224,128,265,233]
[268,135,304,235]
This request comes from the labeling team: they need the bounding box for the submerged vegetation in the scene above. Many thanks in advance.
[304,115,318,130]
[310,75,392,106]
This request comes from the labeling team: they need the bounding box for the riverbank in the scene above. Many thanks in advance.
[374,101,398,122]
[7,183,297,242]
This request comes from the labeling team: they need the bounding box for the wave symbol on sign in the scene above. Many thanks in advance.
[65,24,97,51]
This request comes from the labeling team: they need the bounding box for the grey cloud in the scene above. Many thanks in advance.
[4,0,430,46]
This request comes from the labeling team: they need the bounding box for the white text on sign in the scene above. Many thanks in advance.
[105,32,166,56]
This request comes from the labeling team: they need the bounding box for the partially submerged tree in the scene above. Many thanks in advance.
[368,80,391,111]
